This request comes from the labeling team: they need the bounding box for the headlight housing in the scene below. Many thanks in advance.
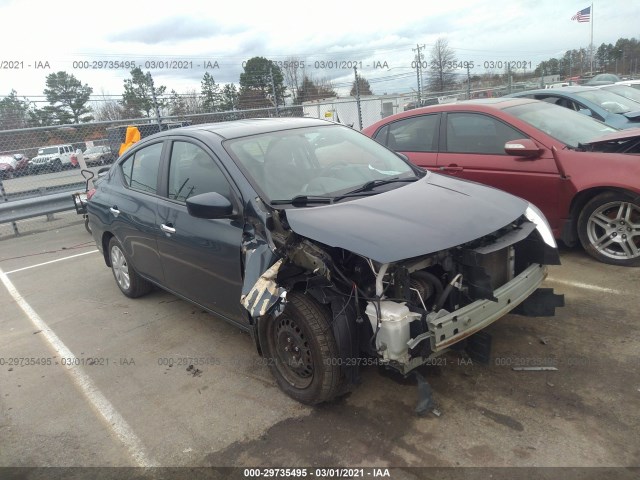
[525,203,556,248]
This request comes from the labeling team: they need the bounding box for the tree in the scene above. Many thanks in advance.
[350,76,373,96]
[121,68,166,118]
[43,71,93,123]
[428,38,458,93]
[298,75,337,103]
[201,72,221,112]
[282,56,304,104]
[238,57,286,108]
[168,90,188,116]
[0,90,31,130]
[220,84,239,111]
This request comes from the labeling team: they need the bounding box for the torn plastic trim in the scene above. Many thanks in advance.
[241,258,286,317]
[407,263,548,353]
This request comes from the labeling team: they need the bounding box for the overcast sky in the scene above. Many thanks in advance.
[0,0,636,100]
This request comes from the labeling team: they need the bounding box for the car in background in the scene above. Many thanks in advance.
[616,79,640,90]
[0,153,30,179]
[28,144,75,173]
[508,86,640,129]
[583,73,622,86]
[598,84,640,104]
[82,145,114,166]
[0,155,18,179]
[362,98,640,266]
[87,118,561,405]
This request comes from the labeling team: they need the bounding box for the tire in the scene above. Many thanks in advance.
[108,237,153,298]
[577,191,640,266]
[262,292,343,405]
[53,159,62,172]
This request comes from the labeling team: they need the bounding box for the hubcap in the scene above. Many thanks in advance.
[274,315,313,388]
[110,245,130,290]
[587,201,640,260]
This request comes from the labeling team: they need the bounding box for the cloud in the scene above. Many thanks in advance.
[109,16,244,44]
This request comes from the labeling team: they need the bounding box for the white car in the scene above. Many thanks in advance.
[29,144,75,173]
[616,79,640,90]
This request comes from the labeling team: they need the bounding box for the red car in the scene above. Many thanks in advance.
[362,98,640,266]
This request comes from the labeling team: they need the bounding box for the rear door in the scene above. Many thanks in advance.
[436,111,563,230]
[107,141,165,284]
[372,113,440,169]
[155,139,246,325]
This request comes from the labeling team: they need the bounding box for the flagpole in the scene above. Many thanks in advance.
[590,3,594,74]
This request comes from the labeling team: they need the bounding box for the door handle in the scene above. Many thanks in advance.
[161,223,176,234]
[439,165,464,172]
[109,206,120,217]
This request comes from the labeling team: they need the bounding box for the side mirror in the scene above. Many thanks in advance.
[578,108,592,117]
[187,192,234,219]
[504,139,542,158]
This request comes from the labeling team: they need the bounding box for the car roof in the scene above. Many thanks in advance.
[151,117,332,140]
[388,97,540,115]
[512,86,601,95]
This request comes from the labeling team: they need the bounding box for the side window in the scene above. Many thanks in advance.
[385,115,439,152]
[373,125,389,145]
[446,113,525,155]
[167,141,230,203]
[120,142,163,194]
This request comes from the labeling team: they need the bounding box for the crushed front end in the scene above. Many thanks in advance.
[244,202,563,383]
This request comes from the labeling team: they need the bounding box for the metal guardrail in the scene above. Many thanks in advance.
[0,180,79,235]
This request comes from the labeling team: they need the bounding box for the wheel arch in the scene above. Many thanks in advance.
[101,231,114,267]
[563,187,639,246]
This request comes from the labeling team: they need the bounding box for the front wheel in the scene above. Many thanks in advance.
[577,192,640,266]
[108,237,153,297]
[262,292,343,405]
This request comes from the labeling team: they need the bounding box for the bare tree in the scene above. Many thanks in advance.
[428,38,458,93]
[282,57,305,104]
[91,91,125,121]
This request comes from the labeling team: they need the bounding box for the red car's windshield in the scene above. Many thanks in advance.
[505,102,617,148]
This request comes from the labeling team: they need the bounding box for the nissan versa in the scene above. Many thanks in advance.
[87,118,562,406]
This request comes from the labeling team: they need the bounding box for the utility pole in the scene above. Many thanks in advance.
[353,66,363,130]
[269,67,279,117]
[413,44,425,105]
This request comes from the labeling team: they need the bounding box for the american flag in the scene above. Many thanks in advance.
[571,6,591,22]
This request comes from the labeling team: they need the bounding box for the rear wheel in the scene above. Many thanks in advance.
[108,237,153,297]
[262,292,343,405]
[53,159,62,172]
[577,192,640,266]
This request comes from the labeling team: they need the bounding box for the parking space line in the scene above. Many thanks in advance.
[4,250,98,275]
[0,268,156,467]
[545,277,621,295]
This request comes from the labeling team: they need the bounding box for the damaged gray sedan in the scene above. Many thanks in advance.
[88,118,563,406]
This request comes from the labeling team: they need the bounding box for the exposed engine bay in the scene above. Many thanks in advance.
[241,205,563,381]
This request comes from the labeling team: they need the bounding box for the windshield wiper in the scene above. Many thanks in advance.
[271,195,334,206]
[333,177,418,201]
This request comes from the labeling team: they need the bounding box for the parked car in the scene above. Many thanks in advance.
[13,153,30,175]
[0,155,18,179]
[362,98,640,266]
[616,79,640,90]
[508,86,640,129]
[28,144,75,173]
[596,84,640,104]
[87,118,561,405]
[583,73,621,86]
[82,145,113,166]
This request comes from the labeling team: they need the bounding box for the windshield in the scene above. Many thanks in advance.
[574,88,640,114]
[601,85,640,104]
[506,101,617,147]
[224,124,417,203]
[38,147,58,155]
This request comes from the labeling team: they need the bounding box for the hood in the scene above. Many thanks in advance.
[582,128,640,152]
[284,173,528,263]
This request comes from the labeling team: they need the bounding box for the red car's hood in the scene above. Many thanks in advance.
[585,127,640,145]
